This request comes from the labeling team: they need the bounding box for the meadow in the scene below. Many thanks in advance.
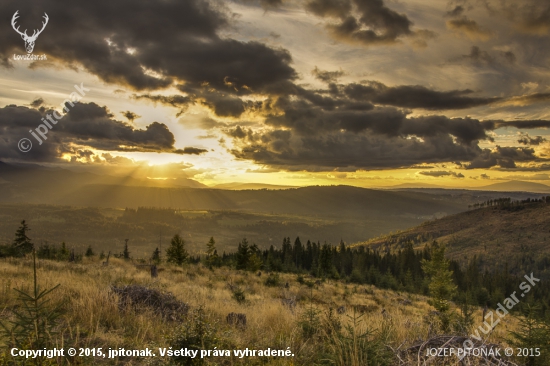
[0,255,524,365]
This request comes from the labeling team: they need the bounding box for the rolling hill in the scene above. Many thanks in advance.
[356,198,550,275]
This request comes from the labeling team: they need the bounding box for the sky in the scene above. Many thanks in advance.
[0,0,549,188]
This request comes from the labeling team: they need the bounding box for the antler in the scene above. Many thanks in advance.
[29,13,49,40]
[11,11,29,38]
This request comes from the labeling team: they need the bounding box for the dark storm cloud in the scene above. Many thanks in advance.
[490,120,550,129]
[228,126,485,170]
[0,0,296,93]
[0,103,206,162]
[30,98,44,108]
[342,82,501,110]
[312,67,346,83]
[517,134,546,146]
[0,105,60,162]
[224,88,549,170]
[305,0,352,19]
[121,111,140,122]
[200,94,246,118]
[234,0,284,9]
[419,170,465,178]
[465,146,539,169]
[306,0,415,46]
[265,101,493,143]
[132,94,194,117]
[224,100,496,170]
[174,147,209,155]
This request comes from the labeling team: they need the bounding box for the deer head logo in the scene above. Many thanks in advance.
[11,11,49,54]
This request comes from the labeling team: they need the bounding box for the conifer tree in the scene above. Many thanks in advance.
[151,247,161,264]
[510,304,550,366]
[294,237,303,269]
[166,234,188,266]
[422,242,457,330]
[236,238,250,270]
[248,243,263,272]
[59,242,69,260]
[85,245,94,257]
[205,237,218,268]
[12,220,33,257]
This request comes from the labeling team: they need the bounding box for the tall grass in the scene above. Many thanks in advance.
[0,256,520,365]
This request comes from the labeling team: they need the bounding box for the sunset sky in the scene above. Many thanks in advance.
[1,0,549,188]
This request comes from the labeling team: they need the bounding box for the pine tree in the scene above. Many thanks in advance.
[294,237,303,269]
[205,237,218,268]
[236,238,250,270]
[248,243,263,272]
[166,234,188,266]
[12,220,33,257]
[510,304,550,366]
[422,242,457,331]
[59,242,70,260]
[318,243,334,278]
[151,247,161,264]
[85,245,95,257]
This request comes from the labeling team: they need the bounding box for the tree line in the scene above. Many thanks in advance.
[2,220,549,315]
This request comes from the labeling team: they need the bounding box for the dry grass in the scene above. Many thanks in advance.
[0,257,521,365]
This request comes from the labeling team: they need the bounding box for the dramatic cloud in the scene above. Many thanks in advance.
[342,82,501,110]
[121,111,140,122]
[418,170,465,178]
[312,67,346,83]
[490,120,550,129]
[132,94,194,117]
[466,146,539,169]
[0,0,297,93]
[0,103,206,162]
[306,0,416,46]
[517,134,547,146]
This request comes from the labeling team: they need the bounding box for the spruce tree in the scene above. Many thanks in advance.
[12,220,33,257]
[421,242,457,330]
[248,243,263,272]
[85,245,95,257]
[205,237,218,268]
[510,304,550,366]
[151,247,161,264]
[60,242,69,259]
[166,234,188,266]
[236,238,250,270]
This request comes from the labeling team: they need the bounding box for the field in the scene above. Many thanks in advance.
[0,255,525,365]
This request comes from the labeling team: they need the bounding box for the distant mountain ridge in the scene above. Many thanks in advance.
[211,182,297,190]
[478,180,550,193]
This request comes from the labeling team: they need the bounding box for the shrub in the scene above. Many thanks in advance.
[324,309,395,366]
[264,273,280,287]
[167,306,219,365]
[231,286,246,304]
